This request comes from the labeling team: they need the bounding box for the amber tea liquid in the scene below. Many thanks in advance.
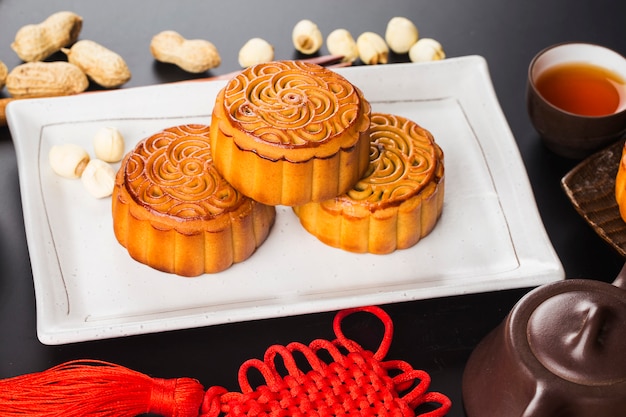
[535,62,626,116]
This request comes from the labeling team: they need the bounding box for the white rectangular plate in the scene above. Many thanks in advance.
[7,56,564,345]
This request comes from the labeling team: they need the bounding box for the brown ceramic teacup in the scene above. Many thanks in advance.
[527,43,626,159]
[462,269,626,417]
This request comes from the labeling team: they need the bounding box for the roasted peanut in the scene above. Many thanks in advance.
[326,29,359,63]
[385,17,418,54]
[62,40,131,88]
[356,32,389,65]
[0,60,8,89]
[11,11,82,62]
[292,19,323,55]
[150,30,221,73]
[238,38,275,67]
[6,61,89,99]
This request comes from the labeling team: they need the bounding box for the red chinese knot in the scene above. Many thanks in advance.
[200,306,451,417]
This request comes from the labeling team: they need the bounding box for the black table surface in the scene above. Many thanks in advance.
[0,1,624,416]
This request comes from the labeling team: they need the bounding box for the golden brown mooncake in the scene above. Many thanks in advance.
[209,60,371,207]
[112,124,276,277]
[615,142,626,222]
[293,113,445,254]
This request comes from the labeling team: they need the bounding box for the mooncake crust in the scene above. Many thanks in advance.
[210,60,371,206]
[294,113,445,254]
[615,142,626,222]
[112,124,276,276]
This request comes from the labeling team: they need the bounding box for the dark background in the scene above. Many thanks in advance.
[0,1,624,416]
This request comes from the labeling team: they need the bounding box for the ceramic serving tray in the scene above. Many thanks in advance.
[7,56,564,345]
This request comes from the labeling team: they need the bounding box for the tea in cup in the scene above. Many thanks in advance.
[527,43,626,158]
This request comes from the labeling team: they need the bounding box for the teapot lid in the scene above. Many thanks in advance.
[526,279,626,386]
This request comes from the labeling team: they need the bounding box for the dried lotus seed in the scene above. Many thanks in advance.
[292,19,323,54]
[385,17,419,54]
[326,29,358,63]
[49,143,90,179]
[81,159,116,198]
[356,32,389,65]
[409,38,445,62]
[93,127,125,162]
[238,38,274,67]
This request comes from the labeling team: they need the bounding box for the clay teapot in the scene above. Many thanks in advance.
[462,265,626,416]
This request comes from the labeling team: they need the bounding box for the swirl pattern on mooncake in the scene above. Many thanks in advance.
[222,60,363,147]
[344,113,439,209]
[123,124,245,219]
[209,60,371,206]
[113,124,276,276]
[293,113,444,254]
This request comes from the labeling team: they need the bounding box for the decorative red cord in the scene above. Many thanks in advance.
[0,306,451,417]
[200,306,451,417]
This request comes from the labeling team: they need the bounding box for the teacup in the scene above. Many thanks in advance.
[462,268,626,417]
[527,42,626,159]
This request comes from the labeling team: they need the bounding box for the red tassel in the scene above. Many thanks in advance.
[0,307,451,416]
[0,360,204,417]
